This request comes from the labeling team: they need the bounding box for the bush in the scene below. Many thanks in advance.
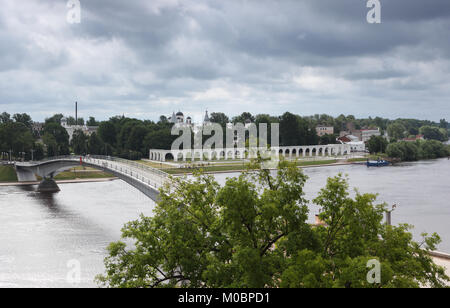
[386,140,449,161]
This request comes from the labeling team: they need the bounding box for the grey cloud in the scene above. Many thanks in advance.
[0,0,449,122]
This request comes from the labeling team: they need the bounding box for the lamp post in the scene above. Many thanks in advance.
[386,204,397,226]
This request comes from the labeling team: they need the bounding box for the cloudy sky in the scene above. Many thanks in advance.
[0,0,449,122]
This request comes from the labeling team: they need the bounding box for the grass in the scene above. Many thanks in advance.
[138,160,173,169]
[163,159,343,174]
[296,159,337,166]
[0,165,18,182]
[53,168,114,180]
[163,164,252,175]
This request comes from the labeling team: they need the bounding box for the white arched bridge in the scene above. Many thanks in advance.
[15,156,169,202]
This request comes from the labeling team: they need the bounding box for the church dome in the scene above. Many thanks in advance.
[176,111,184,116]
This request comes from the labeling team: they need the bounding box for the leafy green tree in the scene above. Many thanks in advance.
[42,122,70,156]
[71,129,87,155]
[0,121,34,159]
[232,112,255,124]
[45,114,64,125]
[12,113,32,129]
[387,123,406,140]
[98,121,117,147]
[319,134,338,145]
[420,126,447,142]
[0,112,12,124]
[97,161,449,288]
[210,112,230,128]
[87,132,103,155]
[87,117,99,126]
[367,135,388,154]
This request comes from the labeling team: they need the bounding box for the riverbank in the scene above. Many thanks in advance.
[0,165,18,182]
[164,159,360,176]
[430,251,450,283]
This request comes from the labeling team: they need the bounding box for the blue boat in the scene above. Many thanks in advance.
[366,159,390,167]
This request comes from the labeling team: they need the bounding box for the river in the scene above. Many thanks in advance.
[0,158,449,287]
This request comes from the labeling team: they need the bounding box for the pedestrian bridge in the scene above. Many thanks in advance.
[15,156,170,202]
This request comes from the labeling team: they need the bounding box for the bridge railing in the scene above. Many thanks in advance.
[87,155,169,179]
[29,155,170,182]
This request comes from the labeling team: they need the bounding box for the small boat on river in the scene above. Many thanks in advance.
[366,159,390,167]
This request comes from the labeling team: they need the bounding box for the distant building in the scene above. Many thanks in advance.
[61,117,98,141]
[32,122,44,137]
[168,110,211,128]
[402,135,425,142]
[316,125,334,137]
[361,128,381,142]
[337,135,366,152]
[347,141,366,152]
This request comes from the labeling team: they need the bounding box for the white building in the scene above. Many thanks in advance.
[361,128,381,142]
[61,117,98,141]
[347,141,366,152]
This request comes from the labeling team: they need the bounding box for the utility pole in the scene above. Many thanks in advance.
[31,149,35,161]
[385,204,397,226]
[9,149,12,162]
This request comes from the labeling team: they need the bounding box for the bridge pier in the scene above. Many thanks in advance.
[37,178,60,193]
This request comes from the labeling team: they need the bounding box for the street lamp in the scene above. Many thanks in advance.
[385,204,397,226]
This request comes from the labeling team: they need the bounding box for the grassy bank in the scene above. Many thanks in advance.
[163,164,252,175]
[296,159,337,166]
[0,165,18,182]
[53,168,114,180]
[162,159,343,175]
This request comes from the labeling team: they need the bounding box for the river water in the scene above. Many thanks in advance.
[0,158,449,287]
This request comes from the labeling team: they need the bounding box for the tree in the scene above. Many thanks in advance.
[367,135,388,154]
[96,161,449,288]
[232,112,255,124]
[87,117,99,127]
[319,134,338,145]
[42,122,70,156]
[0,121,34,159]
[98,121,117,147]
[210,112,230,128]
[279,112,300,146]
[87,132,103,155]
[387,123,406,140]
[45,114,64,125]
[419,126,447,142]
[0,112,11,124]
[12,113,32,129]
[71,129,87,155]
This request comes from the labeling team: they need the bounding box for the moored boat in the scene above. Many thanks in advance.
[366,159,390,167]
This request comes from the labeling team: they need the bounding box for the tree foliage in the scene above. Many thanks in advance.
[97,161,449,288]
[386,140,450,161]
[367,135,388,154]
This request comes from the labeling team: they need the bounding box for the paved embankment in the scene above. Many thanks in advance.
[430,251,450,280]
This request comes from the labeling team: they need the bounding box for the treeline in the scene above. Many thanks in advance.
[1,110,449,161]
[386,140,450,161]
